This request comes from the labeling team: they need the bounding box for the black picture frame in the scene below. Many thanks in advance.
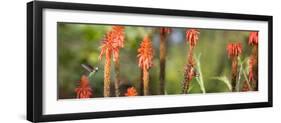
[27,1,273,122]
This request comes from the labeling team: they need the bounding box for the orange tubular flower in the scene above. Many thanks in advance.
[186,29,200,48]
[99,31,119,61]
[99,26,125,62]
[138,36,154,70]
[226,42,242,58]
[112,26,125,48]
[248,32,258,46]
[75,75,92,98]
[125,87,138,96]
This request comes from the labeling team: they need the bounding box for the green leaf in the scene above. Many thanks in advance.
[236,56,245,91]
[211,76,232,91]
[194,53,206,94]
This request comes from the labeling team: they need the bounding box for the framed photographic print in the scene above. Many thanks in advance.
[27,1,273,122]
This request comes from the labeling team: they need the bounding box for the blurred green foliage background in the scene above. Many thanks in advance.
[58,22,253,99]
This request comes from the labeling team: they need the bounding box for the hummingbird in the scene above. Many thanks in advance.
[81,64,99,78]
